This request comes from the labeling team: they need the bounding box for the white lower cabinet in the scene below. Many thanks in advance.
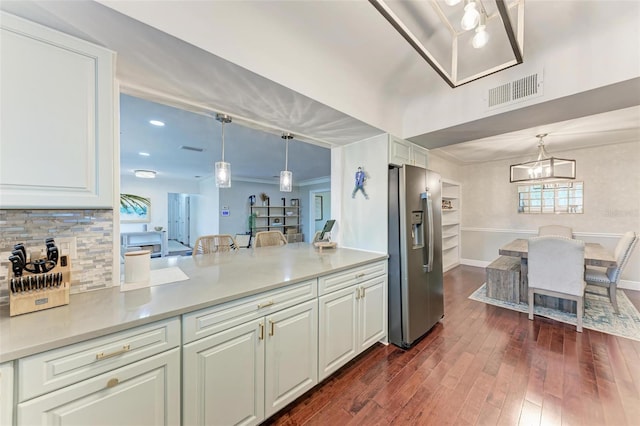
[264,300,318,418]
[17,348,180,425]
[319,275,387,380]
[183,299,318,426]
[1,362,14,426]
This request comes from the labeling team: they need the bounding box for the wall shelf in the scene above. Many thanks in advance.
[251,200,303,243]
[441,179,461,272]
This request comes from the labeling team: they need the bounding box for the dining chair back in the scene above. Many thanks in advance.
[528,236,586,331]
[584,231,638,313]
[254,231,288,248]
[538,225,573,239]
[192,234,238,255]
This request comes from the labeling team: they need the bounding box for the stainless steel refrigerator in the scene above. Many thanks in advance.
[388,164,444,348]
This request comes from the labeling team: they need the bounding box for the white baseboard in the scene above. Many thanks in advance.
[619,280,640,292]
[461,258,491,268]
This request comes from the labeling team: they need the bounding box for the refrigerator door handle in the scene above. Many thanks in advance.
[422,192,434,272]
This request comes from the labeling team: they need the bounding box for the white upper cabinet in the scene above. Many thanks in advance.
[388,135,429,168]
[0,12,115,208]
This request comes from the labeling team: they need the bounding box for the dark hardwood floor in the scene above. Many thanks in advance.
[267,265,640,426]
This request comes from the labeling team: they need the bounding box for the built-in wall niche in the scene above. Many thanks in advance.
[517,181,583,214]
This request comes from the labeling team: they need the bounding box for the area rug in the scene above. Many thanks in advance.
[469,283,640,342]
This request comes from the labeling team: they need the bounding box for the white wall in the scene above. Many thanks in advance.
[299,182,331,241]
[120,175,199,233]
[460,140,640,286]
[313,191,331,232]
[426,152,463,183]
[335,134,389,253]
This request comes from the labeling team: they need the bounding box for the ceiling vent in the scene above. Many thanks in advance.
[180,145,204,152]
[487,71,543,110]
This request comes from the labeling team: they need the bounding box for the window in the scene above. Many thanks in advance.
[518,182,583,214]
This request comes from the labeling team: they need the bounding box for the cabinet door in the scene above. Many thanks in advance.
[318,287,358,381]
[358,276,388,352]
[388,136,412,166]
[183,319,264,426]
[1,362,14,426]
[264,300,318,418]
[0,12,114,208]
[17,348,180,426]
[411,145,429,169]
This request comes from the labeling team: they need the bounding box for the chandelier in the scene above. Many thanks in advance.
[510,134,576,183]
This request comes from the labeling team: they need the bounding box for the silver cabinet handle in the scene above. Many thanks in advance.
[258,300,274,309]
[96,345,130,361]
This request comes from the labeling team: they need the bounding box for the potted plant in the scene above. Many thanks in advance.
[260,193,269,206]
[248,213,257,235]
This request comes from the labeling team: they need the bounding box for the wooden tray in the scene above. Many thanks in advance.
[8,255,71,317]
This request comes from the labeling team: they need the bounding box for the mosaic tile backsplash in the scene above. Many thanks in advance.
[0,209,113,304]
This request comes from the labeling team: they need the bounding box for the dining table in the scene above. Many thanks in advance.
[498,238,617,312]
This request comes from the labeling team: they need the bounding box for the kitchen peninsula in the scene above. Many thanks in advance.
[0,244,387,425]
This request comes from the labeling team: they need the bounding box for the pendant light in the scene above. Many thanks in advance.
[280,133,293,192]
[215,113,232,188]
[510,134,576,183]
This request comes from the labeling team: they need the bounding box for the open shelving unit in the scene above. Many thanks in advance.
[441,179,461,272]
[251,199,303,243]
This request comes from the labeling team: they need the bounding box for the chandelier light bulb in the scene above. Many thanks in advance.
[444,0,462,5]
[472,25,489,48]
[461,0,480,31]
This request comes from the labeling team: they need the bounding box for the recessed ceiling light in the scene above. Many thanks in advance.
[138,152,150,157]
[134,170,157,179]
[149,120,165,127]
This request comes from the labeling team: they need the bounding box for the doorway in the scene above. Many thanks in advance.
[308,188,331,241]
[168,193,191,247]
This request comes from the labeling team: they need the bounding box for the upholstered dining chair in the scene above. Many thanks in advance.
[584,231,638,314]
[192,234,238,255]
[538,225,573,239]
[528,236,586,332]
[254,230,288,248]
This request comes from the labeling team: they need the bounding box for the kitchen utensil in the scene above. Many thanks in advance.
[12,249,26,267]
[47,246,59,266]
[14,243,27,263]
[10,278,17,294]
[9,255,24,277]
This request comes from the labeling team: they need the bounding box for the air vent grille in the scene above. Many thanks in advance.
[487,71,543,110]
[180,145,204,152]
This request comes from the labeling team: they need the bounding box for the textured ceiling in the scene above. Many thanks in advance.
[2,0,638,174]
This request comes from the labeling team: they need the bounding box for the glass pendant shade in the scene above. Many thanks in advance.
[280,170,292,192]
[280,132,293,192]
[215,161,231,188]
[461,1,480,31]
[215,113,232,188]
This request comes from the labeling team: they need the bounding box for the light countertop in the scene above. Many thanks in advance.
[0,244,386,363]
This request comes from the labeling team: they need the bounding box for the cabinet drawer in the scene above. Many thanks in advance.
[17,348,180,426]
[183,279,317,344]
[318,261,387,295]
[18,317,180,402]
